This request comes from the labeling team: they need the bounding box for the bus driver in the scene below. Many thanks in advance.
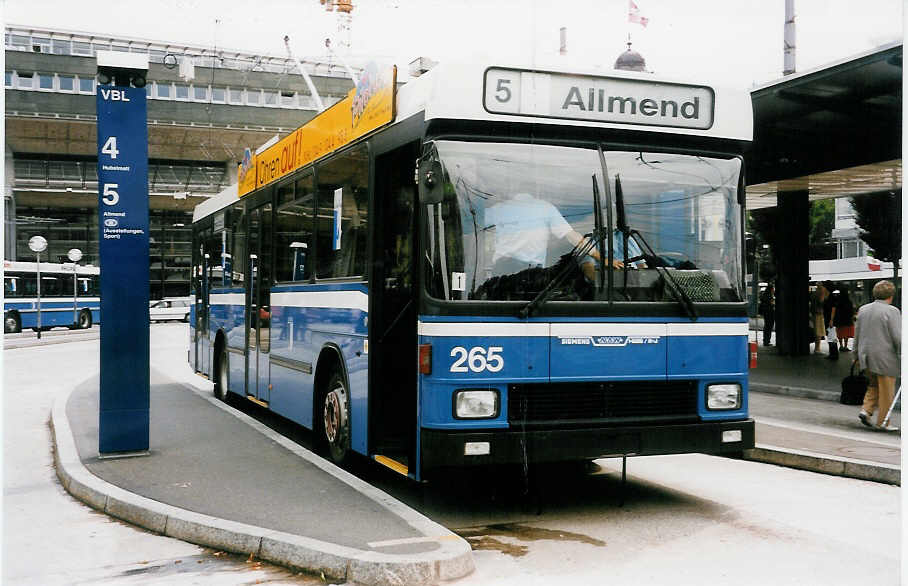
[484,192,641,279]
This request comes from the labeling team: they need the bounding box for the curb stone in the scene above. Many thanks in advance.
[50,382,475,585]
[743,444,900,486]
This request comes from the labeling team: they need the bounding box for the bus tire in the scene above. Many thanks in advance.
[322,371,351,466]
[4,312,21,334]
[78,309,92,329]
[214,345,229,401]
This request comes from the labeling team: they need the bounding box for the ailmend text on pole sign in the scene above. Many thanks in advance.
[96,84,150,454]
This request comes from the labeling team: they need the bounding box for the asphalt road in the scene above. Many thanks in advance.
[4,323,902,585]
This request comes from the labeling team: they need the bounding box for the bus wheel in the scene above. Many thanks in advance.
[78,310,92,329]
[322,373,351,466]
[214,346,229,401]
[4,313,20,334]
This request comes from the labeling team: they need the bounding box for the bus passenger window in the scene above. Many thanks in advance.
[4,277,19,297]
[315,146,368,279]
[274,175,315,282]
[41,276,61,296]
[231,207,247,283]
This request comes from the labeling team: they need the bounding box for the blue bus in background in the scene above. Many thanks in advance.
[190,60,755,481]
[4,260,100,333]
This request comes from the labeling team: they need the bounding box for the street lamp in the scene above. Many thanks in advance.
[68,248,83,327]
[28,235,48,339]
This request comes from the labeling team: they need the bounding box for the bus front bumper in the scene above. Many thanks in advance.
[420,419,754,470]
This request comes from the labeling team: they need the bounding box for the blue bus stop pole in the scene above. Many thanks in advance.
[96,52,150,455]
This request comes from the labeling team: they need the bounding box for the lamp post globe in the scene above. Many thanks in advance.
[68,248,83,262]
[28,235,47,253]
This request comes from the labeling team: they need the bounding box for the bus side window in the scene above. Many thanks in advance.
[231,206,247,283]
[22,273,38,296]
[41,276,62,296]
[4,276,20,297]
[275,175,315,282]
[315,145,368,279]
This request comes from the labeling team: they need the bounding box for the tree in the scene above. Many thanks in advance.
[850,190,901,279]
[808,200,836,259]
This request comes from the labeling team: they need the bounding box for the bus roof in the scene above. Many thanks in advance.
[3,260,100,275]
[396,59,752,142]
[192,182,237,223]
[193,58,752,223]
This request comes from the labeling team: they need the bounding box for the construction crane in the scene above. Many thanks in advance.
[319,0,354,55]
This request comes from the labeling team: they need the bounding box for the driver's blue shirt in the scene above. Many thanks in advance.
[485,193,573,267]
[584,230,643,266]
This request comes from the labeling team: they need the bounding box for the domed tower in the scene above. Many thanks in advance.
[614,41,647,72]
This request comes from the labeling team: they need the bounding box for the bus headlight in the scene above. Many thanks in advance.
[454,389,499,419]
[706,384,742,410]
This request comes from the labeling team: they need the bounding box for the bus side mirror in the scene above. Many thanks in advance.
[418,160,445,204]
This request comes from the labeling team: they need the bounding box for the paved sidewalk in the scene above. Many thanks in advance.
[52,367,473,586]
[745,338,901,485]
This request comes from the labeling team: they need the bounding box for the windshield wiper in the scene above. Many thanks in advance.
[614,173,698,321]
[518,175,605,319]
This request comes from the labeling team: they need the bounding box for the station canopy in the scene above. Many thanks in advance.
[746,41,902,211]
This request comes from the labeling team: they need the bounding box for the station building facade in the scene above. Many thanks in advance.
[4,25,355,298]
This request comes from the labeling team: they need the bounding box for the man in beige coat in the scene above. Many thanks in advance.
[855,280,901,430]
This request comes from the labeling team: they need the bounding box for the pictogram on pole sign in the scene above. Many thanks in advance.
[96,70,150,454]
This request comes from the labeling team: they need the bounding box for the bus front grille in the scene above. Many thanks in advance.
[507,380,699,426]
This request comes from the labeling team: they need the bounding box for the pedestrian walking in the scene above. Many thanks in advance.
[759,283,775,346]
[809,282,828,354]
[824,284,839,361]
[834,287,855,351]
[855,280,901,431]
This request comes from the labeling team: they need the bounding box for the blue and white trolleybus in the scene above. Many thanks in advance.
[190,59,756,481]
[4,260,100,333]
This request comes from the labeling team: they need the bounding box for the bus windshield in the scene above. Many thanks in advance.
[424,141,744,305]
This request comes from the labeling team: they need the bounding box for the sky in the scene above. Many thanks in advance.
[1,0,904,87]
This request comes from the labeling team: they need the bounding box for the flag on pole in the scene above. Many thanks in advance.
[628,0,649,27]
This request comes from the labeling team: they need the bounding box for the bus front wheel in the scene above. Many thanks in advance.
[4,313,20,334]
[78,310,92,329]
[322,372,351,466]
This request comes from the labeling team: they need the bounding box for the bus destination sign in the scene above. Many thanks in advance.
[483,67,714,130]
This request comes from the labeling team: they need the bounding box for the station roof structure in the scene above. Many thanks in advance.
[746,41,902,210]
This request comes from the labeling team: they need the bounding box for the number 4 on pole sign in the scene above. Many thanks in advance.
[101,136,119,159]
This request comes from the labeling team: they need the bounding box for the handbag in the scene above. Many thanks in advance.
[826,327,838,344]
[839,362,868,405]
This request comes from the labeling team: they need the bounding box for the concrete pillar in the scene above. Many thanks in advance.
[774,190,810,355]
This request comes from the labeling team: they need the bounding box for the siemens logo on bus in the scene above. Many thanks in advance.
[484,68,715,130]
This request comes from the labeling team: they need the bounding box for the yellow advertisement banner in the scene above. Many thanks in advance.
[239,63,397,196]
[237,147,255,196]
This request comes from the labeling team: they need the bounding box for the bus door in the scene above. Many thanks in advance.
[191,239,207,373]
[370,144,419,472]
[246,204,272,404]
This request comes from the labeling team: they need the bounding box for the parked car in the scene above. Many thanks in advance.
[149,297,191,322]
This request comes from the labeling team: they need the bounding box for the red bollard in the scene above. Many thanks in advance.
[749,341,758,368]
